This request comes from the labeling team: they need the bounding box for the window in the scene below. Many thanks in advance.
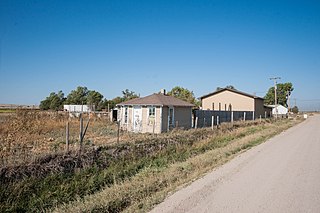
[212,103,214,110]
[124,107,128,123]
[148,107,156,124]
[219,103,221,111]
[225,104,227,111]
[169,107,174,126]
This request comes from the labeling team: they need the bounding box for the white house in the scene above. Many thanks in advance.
[63,105,93,112]
[269,105,288,116]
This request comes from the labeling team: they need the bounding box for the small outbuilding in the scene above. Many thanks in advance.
[116,91,194,133]
[63,105,94,112]
[269,104,288,116]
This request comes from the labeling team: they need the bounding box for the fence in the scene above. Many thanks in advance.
[193,110,254,128]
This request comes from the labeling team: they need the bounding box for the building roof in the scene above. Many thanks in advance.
[117,93,195,107]
[199,88,264,100]
[267,104,287,108]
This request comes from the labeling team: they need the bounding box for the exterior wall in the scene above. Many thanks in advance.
[64,105,92,112]
[162,107,169,132]
[140,106,162,134]
[118,105,162,134]
[118,106,133,131]
[272,105,288,115]
[202,91,255,111]
[254,99,267,118]
[119,105,192,133]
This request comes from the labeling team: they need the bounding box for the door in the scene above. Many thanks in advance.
[133,106,142,132]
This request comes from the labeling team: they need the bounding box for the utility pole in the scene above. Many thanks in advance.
[270,77,281,118]
[287,91,291,113]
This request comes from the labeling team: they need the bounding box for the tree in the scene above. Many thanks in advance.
[216,85,236,91]
[264,82,294,107]
[122,89,139,101]
[87,90,103,110]
[291,106,299,114]
[65,86,89,105]
[40,91,65,110]
[167,86,200,107]
[109,96,123,108]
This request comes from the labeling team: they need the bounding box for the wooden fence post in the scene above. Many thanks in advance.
[244,112,246,121]
[217,116,220,126]
[117,121,120,143]
[211,116,214,130]
[195,117,198,129]
[231,111,234,123]
[79,114,83,153]
[260,115,262,123]
[66,121,69,153]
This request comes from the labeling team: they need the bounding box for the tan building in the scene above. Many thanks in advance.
[200,88,272,118]
[117,92,194,133]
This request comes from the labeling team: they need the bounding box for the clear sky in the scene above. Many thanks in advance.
[1,0,320,110]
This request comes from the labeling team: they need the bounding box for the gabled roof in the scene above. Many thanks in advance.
[117,93,195,107]
[200,88,264,100]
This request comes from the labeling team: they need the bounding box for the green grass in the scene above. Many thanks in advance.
[0,109,16,113]
[0,119,300,212]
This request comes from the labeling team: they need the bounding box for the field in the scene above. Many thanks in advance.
[0,110,303,212]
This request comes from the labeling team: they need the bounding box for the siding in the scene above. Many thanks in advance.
[119,105,192,133]
[202,90,255,111]
[162,107,169,132]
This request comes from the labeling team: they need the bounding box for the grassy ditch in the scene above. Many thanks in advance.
[0,118,301,212]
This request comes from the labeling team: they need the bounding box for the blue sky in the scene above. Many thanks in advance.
[1,0,320,110]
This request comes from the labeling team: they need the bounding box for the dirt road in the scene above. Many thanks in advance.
[151,115,320,213]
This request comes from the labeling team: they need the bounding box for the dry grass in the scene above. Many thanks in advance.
[0,111,303,212]
[52,118,301,213]
[0,110,119,166]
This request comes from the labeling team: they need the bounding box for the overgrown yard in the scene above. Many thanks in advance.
[0,111,302,212]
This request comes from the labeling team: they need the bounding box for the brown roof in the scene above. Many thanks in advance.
[117,93,194,107]
[200,88,264,100]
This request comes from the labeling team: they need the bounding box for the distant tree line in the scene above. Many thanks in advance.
[42,83,298,112]
[40,86,201,111]
[39,86,139,111]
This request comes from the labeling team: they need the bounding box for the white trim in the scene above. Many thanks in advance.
[147,106,156,125]
[160,106,163,133]
[132,106,142,133]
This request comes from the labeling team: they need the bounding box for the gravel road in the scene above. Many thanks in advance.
[151,115,320,213]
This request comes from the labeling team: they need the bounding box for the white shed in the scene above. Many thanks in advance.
[269,105,288,115]
[63,105,93,112]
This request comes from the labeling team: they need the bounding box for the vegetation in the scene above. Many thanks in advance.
[0,113,302,212]
[167,86,200,107]
[291,106,299,114]
[264,82,294,107]
[39,87,139,111]
[39,91,65,110]
[40,86,206,111]
[216,85,236,91]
